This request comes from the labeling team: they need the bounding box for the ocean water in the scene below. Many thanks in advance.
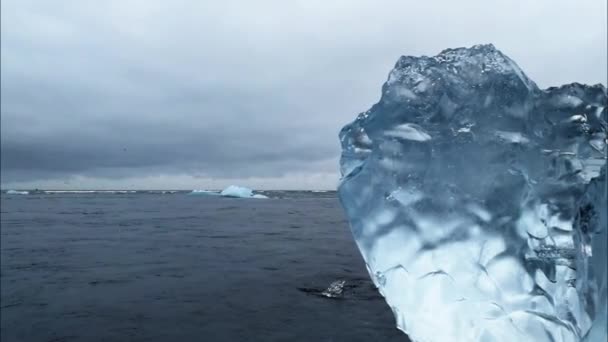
[0,192,407,342]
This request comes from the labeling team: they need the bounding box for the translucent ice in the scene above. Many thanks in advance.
[321,280,346,298]
[338,44,606,342]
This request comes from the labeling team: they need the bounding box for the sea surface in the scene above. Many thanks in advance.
[1,191,407,342]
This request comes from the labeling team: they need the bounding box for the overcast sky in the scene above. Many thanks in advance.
[1,0,606,190]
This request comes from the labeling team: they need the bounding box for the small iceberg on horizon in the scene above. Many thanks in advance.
[189,189,221,196]
[6,190,29,195]
[188,186,267,199]
[220,185,268,199]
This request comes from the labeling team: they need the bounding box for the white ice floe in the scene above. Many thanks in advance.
[189,189,220,196]
[6,190,29,195]
[220,185,267,199]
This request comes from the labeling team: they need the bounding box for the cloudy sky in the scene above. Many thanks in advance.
[1,0,606,190]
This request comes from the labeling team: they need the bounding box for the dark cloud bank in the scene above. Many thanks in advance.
[1,0,606,189]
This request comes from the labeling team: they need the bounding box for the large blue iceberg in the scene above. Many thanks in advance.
[338,44,606,341]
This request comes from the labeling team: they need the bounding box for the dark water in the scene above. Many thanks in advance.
[1,192,407,341]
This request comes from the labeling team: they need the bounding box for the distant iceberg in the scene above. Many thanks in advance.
[219,185,268,199]
[188,186,267,198]
[189,189,221,196]
[6,190,29,195]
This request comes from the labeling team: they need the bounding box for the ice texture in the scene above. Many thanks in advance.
[338,44,606,342]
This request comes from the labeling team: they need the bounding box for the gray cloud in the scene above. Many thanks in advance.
[1,0,606,189]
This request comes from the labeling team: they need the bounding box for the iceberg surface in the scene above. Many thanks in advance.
[338,44,606,342]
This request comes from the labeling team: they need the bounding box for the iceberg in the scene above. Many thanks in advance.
[188,186,268,198]
[338,44,606,342]
[189,189,221,196]
[321,280,346,298]
[219,185,268,199]
[5,190,29,195]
